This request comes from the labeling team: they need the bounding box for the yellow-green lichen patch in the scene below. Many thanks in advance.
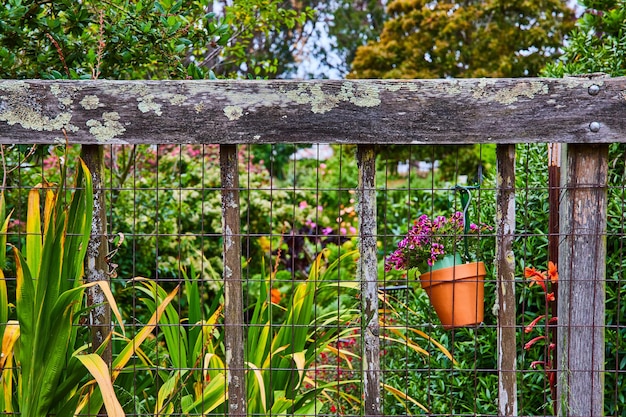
[168,94,187,106]
[562,76,605,90]
[0,81,76,132]
[86,111,126,142]
[0,106,78,132]
[383,82,403,92]
[307,84,340,113]
[340,82,381,107]
[80,95,100,110]
[223,105,243,120]
[49,83,75,107]
[137,95,162,115]
[0,103,78,133]
[282,82,382,114]
[472,80,549,105]
[439,80,464,96]
[382,81,419,93]
[0,80,29,94]
[282,83,337,114]
[194,102,206,113]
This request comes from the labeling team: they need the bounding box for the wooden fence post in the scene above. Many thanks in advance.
[220,144,246,416]
[81,144,112,365]
[557,143,608,417]
[548,143,561,402]
[496,144,518,416]
[357,145,381,416]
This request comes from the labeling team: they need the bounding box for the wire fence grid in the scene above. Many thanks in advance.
[0,142,624,417]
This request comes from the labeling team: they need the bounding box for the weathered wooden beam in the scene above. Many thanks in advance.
[357,145,380,416]
[557,143,608,417]
[220,144,246,416]
[495,144,517,416]
[1,78,625,145]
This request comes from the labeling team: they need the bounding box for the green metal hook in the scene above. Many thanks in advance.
[454,185,479,260]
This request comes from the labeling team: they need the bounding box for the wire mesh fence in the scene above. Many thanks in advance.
[0,141,623,416]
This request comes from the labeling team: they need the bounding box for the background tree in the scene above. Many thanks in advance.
[346,0,575,179]
[0,0,311,80]
[543,0,626,77]
[349,0,576,79]
[0,0,389,80]
[291,0,387,78]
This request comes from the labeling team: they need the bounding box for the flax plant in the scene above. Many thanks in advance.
[138,250,360,414]
[244,249,361,415]
[0,159,125,416]
[122,247,454,414]
[134,275,227,415]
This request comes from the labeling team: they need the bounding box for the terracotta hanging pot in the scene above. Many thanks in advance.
[419,261,486,329]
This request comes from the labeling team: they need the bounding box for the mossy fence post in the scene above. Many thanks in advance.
[81,144,113,366]
[357,144,381,416]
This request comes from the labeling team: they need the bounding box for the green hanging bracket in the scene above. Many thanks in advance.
[454,184,479,260]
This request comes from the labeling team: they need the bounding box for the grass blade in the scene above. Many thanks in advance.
[25,188,42,279]
[75,354,125,417]
[382,382,429,413]
[0,320,19,372]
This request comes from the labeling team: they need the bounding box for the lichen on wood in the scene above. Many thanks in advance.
[1,78,625,145]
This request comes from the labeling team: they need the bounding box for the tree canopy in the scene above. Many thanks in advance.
[0,0,311,80]
[543,0,626,77]
[349,0,576,79]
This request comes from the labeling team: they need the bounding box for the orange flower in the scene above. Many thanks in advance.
[270,288,282,304]
[525,314,545,333]
[524,335,546,350]
[525,266,547,292]
[548,261,558,283]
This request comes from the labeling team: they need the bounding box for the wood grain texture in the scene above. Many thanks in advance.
[557,144,608,417]
[357,145,381,416]
[495,144,518,416]
[81,145,113,367]
[220,144,246,417]
[1,78,625,145]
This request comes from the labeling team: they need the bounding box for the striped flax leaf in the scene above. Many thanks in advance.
[79,284,179,415]
[9,159,124,417]
[25,188,42,280]
[0,192,12,360]
[75,354,124,417]
[134,279,188,370]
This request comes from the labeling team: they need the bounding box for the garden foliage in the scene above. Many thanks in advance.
[0,159,126,416]
[349,0,575,79]
[543,0,626,77]
[0,0,311,80]
[0,0,624,415]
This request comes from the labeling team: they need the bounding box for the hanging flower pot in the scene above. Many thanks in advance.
[384,205,492,329]
[419,259,486,329]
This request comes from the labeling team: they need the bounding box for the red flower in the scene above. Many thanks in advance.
[530,360,545,369]
[330,405,337,413]
[525,315,545,333]
[524,335,546,350]
[548,261,558,283]
[270,288,282,304]
[525,266,547,292]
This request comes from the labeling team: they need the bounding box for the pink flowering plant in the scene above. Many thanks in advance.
[385,211,491,275]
